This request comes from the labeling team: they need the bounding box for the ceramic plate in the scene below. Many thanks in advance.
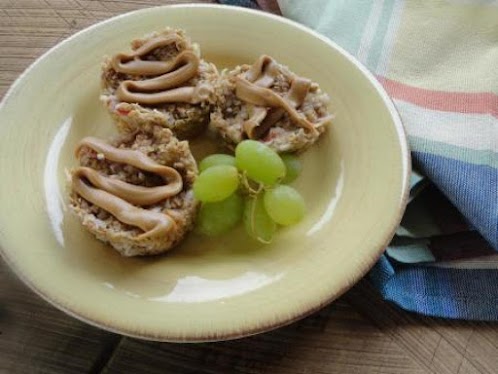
[0,4,410,342]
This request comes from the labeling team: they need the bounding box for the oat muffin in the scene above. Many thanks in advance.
[210,55,333,153]
[69,127,198,256]
[101,28,218,139]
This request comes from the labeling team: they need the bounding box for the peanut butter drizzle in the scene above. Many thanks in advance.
[111,35,209,105]
[111,34,185,75]
[245,55,281,87]
[242,56,279,138]
[236,55,326,139]
[75,167,180,206]
[73,176,175,240]
[243,106,268,138]
[117,51,199,91]
[73,137,183,238]
[117,81,212,105]
[236,77,319,136]
[243,77,313,139]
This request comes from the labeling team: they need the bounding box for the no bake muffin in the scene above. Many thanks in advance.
[210,55,332,153]
[101,29,218,139]
[69,127,198,256]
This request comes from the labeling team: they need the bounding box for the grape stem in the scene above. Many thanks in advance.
[239,172,276,244]
[240,172,264,197]
[248,196,273,244]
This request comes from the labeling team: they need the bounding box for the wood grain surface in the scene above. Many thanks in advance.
[0,1,497,373]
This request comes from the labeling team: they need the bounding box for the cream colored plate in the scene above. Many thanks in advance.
[0,5,410,342]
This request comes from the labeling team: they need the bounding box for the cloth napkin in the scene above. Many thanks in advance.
[220,0,498,321]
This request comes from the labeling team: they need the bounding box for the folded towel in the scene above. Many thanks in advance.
[220,0,498,320]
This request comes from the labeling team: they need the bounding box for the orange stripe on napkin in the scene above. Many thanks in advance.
[378,77,498,118]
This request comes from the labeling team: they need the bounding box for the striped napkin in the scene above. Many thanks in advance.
[220,0,498,321]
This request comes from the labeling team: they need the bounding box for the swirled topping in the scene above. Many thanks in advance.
[72,137,183,239]
[111,35,211,105]
[235,55,332,139]
[111,34,186,75]
[244,55,281,87]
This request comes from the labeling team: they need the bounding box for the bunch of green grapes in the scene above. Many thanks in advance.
[194,140,305,243]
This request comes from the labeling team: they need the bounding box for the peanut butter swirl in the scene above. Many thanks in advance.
[236,55,331,139]
[111,34,185,75]
[72,137,183,239]
[244,55,281,88]
[111,35,210,105]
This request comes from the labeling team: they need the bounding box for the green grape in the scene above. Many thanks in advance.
[197,193,244,236]
[263,185,305,226]
[235,140,285,186]
[244,195,276,243]
[281,154,302,184]
[199,154,236,172]
[193,165,239,202]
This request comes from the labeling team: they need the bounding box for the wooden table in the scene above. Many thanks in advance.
[1,1,497,373]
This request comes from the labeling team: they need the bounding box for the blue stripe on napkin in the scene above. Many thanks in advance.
[371,256,498,321]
